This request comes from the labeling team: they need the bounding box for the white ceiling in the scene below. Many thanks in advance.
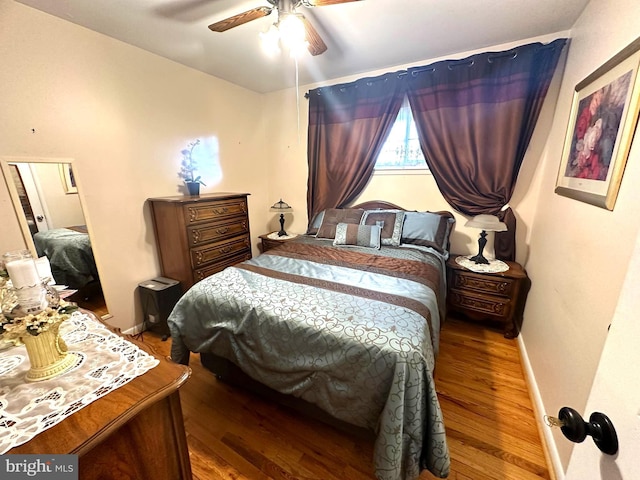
[16,0,589,93]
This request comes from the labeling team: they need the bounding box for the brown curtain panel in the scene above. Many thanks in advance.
[306,73,406,223]
[406,39,567,260]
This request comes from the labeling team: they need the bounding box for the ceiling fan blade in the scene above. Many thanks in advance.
[301,15,327,56]
[305,0,362,6]
[208,6,273,32]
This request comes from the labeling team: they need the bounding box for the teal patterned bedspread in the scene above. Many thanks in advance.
[169,238,450,479]
[33,227,98,289]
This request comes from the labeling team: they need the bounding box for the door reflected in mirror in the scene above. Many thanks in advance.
[5,161,108,317]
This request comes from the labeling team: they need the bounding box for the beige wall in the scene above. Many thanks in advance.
[522,0,640,472]
[31,162,85,229]
[0,0,270,331]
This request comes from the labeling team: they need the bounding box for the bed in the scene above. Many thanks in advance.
[168,201,454,480]
[33,226,99,289]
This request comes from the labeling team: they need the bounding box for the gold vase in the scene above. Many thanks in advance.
[21,321,78,382]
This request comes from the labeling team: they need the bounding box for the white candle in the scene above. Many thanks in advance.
[6,258,41,288]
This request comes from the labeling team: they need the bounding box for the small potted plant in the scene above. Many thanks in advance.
[178,139,206,196]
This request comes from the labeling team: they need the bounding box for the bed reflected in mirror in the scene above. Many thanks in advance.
[2,160,108,317]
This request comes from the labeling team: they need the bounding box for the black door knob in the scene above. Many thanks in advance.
[556,407,618,455]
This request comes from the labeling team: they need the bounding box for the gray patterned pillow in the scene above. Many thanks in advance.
[401,211,454,253]
[333,223,381,249]
[361,210,405,246]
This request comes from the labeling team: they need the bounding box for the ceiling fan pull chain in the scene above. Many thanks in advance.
[295,56,301,144]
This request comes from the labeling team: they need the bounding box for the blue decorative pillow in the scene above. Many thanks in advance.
[401,211,454,253]
[333,223,381,249]
[306,210,326,235]
[361,210,405,246]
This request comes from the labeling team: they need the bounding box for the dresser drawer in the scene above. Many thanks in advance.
[187,218,250,246]
[449,288,512,319]
[190,235,251,268]
[194,252,252,282]
[450,270,514,297]
[183,197,248,225]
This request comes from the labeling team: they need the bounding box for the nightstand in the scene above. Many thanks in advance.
[259,232,299,253]
[446,255,531,338]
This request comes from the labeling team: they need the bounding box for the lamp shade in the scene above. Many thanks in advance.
[270,199,292,213]
[465,214,507,232]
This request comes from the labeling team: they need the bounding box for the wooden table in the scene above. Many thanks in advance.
[446,255,531,338]
[9,311,193,480]
[259,232,299,253]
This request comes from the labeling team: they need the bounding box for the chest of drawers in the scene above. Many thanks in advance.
[446,255,531,338]
[148,193,252,290]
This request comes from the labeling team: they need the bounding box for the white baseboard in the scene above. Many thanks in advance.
[518,334,565,480]
[122,323,144,336]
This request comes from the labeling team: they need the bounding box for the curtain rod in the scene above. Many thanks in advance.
[304,38,565,99]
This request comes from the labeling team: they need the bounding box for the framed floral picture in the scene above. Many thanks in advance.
[555,37,640,210]
[59,163,77,194]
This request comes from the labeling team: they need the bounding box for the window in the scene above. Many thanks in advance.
[375,96,428,172]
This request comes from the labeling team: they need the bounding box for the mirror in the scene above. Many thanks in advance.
[1,159,108,317]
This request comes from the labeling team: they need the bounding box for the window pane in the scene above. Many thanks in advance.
[375,97,428,170]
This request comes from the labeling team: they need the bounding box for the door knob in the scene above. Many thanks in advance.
[36,215,44,222]
[546,407,618,455]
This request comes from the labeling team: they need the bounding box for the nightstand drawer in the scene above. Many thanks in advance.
[451,271,515,297]
[448,288,512,319]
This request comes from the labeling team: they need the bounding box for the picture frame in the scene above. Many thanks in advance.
[59,163,77,194]
[555,37,640,210]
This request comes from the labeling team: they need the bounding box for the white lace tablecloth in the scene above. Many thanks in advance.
[455,255,510,273]
[0,312,159,453]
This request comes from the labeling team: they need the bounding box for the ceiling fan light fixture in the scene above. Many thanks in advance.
[260,24,281,56]
[278,14,309,56]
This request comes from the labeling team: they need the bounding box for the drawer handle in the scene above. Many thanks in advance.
[213,207,229,215]
[216,227,230,235]
[219,246,232,254]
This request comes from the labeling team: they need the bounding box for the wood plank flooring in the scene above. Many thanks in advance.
[143,315,551,480]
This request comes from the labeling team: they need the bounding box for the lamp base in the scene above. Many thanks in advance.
[471,230,490,264]
[469,253,490,265]
[277,214,287,237]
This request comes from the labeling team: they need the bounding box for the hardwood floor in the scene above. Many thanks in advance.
[69,281,109,317]
[143,315,551,480]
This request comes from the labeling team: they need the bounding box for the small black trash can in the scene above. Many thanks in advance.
[138,277,182,340]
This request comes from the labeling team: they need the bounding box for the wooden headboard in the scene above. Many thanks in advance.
[350,200,455,251]
[351,200,406,210]
[351,200,454,220]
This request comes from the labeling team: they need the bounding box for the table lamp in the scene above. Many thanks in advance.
[465,214,507,264]
[270,199,293,237]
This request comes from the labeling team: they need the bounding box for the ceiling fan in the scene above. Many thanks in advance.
[208,0,362,56]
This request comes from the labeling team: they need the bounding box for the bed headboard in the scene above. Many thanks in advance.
[350,200,454,220]
[351,200,405,210]
[350,200,455,251]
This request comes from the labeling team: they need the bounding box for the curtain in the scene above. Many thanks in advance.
[306,72,406,223]
[406,39,567,260]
